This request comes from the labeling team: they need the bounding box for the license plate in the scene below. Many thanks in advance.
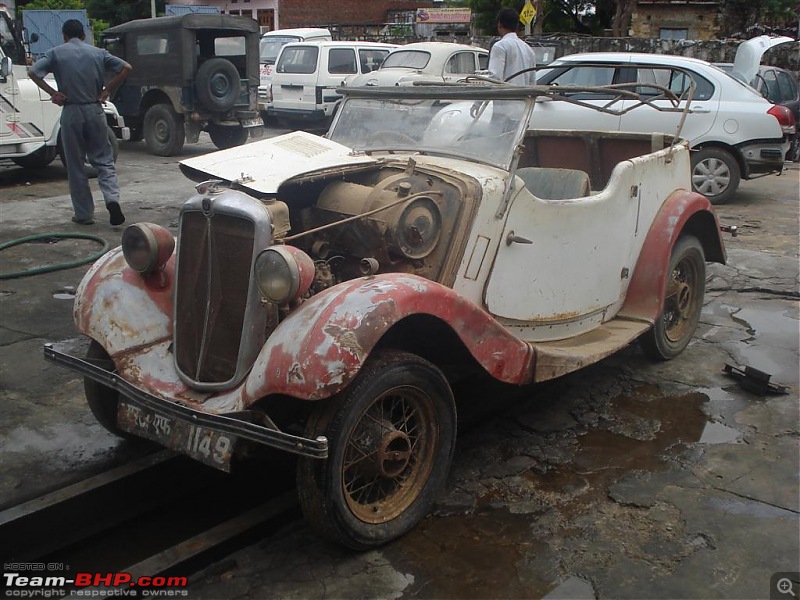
[117,402,236,472]
[241,116,263,128]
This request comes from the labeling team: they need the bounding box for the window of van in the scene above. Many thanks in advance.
[328,48,357,74]
[277,46,319,74]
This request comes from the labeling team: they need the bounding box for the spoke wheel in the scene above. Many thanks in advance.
[297,350,456,549]
[640,235,706,360]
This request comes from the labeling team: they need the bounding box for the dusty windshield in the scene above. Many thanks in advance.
[329,96,529,169]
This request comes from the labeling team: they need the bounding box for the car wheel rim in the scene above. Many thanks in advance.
[154,119,169,143]
[210,73,231,99]
[663,254,701,344]
[692,158,730,197]
[342,385,437,523]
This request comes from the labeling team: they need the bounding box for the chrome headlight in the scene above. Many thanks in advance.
[254,245,315,304]
[122,223,175,275]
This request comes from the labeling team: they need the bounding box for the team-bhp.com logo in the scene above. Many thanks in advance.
[3,569,188,597]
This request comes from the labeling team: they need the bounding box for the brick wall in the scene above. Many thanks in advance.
[280,0,435,28]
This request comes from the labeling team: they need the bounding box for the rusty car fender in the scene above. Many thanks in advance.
[619,189,726,323]
[74,247,176,357]
[242,273,534,403]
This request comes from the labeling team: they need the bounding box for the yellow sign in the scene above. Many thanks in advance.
[520,0,536,25]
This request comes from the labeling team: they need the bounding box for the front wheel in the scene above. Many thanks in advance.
[84,340,139,440]
[208,123,248,150]
[12,144,57,168]
[691,147,740,205]
[297,350,456,550]
[639,235,706,361]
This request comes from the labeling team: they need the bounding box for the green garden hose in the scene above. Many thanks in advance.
[0,233,110,280]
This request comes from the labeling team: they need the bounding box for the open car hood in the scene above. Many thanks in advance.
[732,35,793,85]
[179,131,377,194]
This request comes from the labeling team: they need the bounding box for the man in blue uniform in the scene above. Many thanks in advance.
[28,19,131,226]
[488,8,537,85]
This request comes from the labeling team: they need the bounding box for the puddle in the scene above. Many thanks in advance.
[699,420,742,444]
[52,286,76,300]
[389,384,712,598]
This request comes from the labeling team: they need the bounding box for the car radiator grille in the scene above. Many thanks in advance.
[175,211,255,384]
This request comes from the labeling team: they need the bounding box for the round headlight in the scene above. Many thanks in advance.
[122,223,175,275]
[254,245,315,304]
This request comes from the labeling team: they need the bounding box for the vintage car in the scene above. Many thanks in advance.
[101,14,263,157]
[46,83,728,549]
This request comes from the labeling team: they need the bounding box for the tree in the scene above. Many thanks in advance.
[83,0,165,26]
[18,0,84,11]
[720,0,798,36]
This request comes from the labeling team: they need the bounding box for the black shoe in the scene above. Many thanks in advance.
[107,202,125,226]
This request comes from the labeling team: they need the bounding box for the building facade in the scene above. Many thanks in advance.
[630,0,722,40]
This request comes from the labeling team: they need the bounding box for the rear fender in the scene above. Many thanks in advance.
[619,189,725,323]
[242,273,533,403]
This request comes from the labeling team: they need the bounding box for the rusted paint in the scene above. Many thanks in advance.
[243,273,535,403]
[619,190,723,322]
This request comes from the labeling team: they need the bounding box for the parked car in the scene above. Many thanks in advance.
[535,40,795,204]
[267,40,397,124]
[46,82,729,549]
[101,14,263,157]
[347,41,489,87]
[715,62,800,162]
[258,28,332,117]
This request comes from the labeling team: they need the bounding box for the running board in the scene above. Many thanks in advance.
[530,319,650,382]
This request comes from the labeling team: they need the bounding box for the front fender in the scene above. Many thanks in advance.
[74,247,176,357]
[619,189,725,323]
[242,273,533,403]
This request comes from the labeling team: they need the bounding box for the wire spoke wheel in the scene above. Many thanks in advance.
[297,350,456,549]
[342,386,437,523]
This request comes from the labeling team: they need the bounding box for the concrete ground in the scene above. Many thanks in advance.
[0,134,797,599]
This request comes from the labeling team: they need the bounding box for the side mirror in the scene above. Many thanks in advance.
[29,32,39,43]
[0,56,11,78]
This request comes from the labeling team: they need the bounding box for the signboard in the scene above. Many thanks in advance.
[415,8,472,24]
[520,1,537,25]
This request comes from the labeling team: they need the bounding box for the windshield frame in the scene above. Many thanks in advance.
[328,85,538,171]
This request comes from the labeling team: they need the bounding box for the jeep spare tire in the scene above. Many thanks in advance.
[195,58,241,112]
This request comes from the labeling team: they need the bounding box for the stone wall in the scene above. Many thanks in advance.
[630,5,722,40]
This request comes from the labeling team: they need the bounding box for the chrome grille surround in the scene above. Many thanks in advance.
[174,189,274,391]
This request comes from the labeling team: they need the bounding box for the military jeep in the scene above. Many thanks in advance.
[102,14,263,156]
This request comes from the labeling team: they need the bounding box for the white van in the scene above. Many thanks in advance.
[258,28,332,113]
[268,40,398,124]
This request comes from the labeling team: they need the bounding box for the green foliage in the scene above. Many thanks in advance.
[83,0,166,26]
[721,0,798,34]
[90,17,108,44]
[19,0,84,10]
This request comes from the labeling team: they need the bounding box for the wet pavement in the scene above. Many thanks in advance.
[0,137,798,598]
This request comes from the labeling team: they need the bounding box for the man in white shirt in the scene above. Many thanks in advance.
[488,7,537,85]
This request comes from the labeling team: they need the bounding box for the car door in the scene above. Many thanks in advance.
[443,50,482,83]
[271,44,320,113]
[530,63,624,132]
[618,65,719,144]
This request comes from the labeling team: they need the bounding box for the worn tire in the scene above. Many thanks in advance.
[144,103,185,157]
[195,58,241,112]
[84,340,139,441]
[690,147,740,205]
[208,123,248,150]
[297,350,456,550]
[12,144,57,168]
[639,235,706,361]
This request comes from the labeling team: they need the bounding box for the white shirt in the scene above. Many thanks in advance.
[488,32,537,85]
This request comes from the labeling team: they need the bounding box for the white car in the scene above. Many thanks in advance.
[535,37,795,204]
[347,41,489,87]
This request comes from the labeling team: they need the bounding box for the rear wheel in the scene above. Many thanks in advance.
[297,350,456,549]
[640,235,706,360]
[208,123,248,149]
[144,103,185,157]
[691,147,740,205]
